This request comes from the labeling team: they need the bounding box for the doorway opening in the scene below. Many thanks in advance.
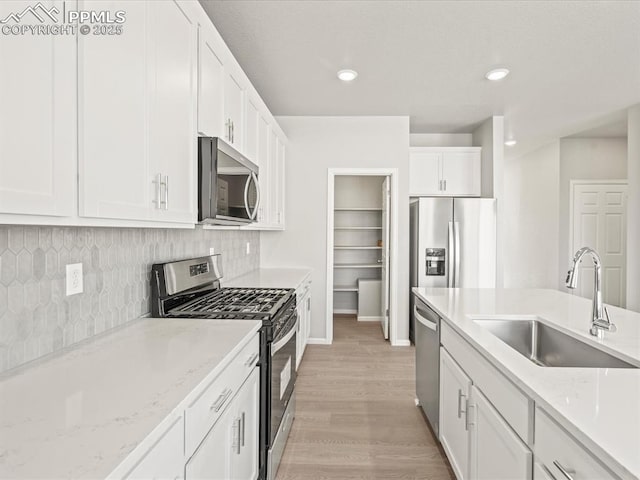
[326,169,399,345]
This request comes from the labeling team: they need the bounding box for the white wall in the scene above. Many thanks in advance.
[627,105,640,311]
[558,138,628,288]
[261,116,410,343]
[472,116,505,287]
[504,141,560,288]
[409,133,473,147]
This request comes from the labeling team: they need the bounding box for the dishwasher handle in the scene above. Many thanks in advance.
[414,305,438,332]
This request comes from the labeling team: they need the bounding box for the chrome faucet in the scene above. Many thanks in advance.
[565,247,616,338]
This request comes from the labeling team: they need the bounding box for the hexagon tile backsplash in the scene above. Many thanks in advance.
[0,226,260,373]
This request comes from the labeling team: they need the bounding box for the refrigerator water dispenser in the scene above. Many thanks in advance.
[425,248,445,276]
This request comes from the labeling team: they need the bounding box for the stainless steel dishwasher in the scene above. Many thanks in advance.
[414,293,441,436]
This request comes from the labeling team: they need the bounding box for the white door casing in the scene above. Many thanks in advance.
[381,177,391,339]
[570,181,627,308]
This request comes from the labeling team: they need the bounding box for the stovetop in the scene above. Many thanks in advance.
[167,287,294,322]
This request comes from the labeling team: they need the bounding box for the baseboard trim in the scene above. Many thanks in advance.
[392,339,411,347]
[357,316,383,322]
[333,309,357,315]
[307,337,331,345]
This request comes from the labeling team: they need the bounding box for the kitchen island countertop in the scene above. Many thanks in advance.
[413,287,640,480]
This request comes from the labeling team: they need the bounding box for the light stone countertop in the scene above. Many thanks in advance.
[224,267,312,290]
[413,287,640,480]
[0,317,261,479]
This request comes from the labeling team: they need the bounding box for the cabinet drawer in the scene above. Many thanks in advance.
[441,322,532,444]
[535,408,618,480]
[185,334,259,457]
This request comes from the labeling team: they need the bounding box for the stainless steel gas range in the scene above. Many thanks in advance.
[151,255,296,480]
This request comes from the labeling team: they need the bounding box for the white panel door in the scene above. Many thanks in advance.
[198,24,225,138]
[0,0,75,217]
[78,0,150,220]
[571,182,627,307]
[409,152,441,195]
[441,151,481,196]
[469,385,532,480]
[380,177,391,339]
[148,0,197,224]
[440,348,471,480]
[230,369,260,480]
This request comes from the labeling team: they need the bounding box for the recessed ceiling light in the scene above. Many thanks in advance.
[337,69,358,82]
[504,140,517,147]
[485,68,510,81]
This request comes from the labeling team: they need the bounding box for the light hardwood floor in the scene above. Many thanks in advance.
[276,315,454,480]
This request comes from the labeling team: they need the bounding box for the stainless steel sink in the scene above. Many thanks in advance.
[474,319,638,368]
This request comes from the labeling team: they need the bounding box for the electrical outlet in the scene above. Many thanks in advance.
[65,263,83,296]
[209,247,215,256]
[246,242,251,255]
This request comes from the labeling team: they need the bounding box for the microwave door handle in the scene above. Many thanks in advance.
[251,172,260,220]
[243,174,252,220]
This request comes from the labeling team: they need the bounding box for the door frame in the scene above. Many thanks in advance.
[326,168,400,345]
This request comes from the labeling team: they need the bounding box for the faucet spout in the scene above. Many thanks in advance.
[565,247,616,337]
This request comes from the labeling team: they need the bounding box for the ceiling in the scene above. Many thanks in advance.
[199,0,640,158]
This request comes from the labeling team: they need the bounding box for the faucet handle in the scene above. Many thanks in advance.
[604,306,610,323]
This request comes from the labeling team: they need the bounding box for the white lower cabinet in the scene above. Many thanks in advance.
[186,368,259,480]
[439,348,472,480]
[469,385,532,480]
[533,463,556,480]
[295,275,312,369]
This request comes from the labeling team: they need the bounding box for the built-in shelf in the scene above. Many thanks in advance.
[333,285,358,292]
[334,226,382,230]
[334,246,382,250]
[334,263,383,269]
[334,207,383,211]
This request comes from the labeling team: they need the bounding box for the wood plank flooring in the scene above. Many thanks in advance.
[276,316,454,480]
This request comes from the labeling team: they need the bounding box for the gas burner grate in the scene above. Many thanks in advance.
[168,287,293,320]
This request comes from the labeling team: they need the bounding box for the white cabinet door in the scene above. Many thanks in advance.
[198,24,225,138]
[255,116,271,225]
[440,347,471,480]
[244,99,259,164]
[469,385,532,480]
[148,0,197,224]
[230,369,260,480]
[409,152,441,195]
[0,0,75,217]
[441,151,481,196]
[125,416,184,480]
[533,463,556,480]
[274,136,286,228]
[78,0,151,221]
[185,370,259,480]
[224,72,244,150]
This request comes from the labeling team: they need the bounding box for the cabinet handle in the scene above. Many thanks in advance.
[439,180,442,191]
[244,352,259,367]
[232,121,235,143]
[164,175,169,211]
[210,388,233,412]
[240,411,246,447]
[154,173,163,209]
[232,417,241,454]
[457,389,466,418]
[465,401,475,431]
[553,461,575,480]
[443,179,447,191]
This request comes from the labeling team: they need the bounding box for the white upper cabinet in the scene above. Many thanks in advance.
[244,99,259,164]
[255,116,271,225]
[79,0,197,224]
[197,25,225,138]
[410,147,481,197]
[148,0,197,224]
[78,0,150,221]
[274,137,286,228]
[223,72,245,150]
[0,0,75,217]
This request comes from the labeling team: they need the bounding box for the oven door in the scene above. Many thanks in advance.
[269,322,297,445]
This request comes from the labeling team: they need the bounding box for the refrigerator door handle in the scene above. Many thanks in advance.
[447,221,455,288]
[454,221,461,287]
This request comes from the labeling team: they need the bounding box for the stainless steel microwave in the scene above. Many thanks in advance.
[198,137,260,225]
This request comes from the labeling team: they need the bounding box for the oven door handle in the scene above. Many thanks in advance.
[271,322,297,355]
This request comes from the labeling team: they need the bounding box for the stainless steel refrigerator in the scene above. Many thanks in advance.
[410,197,496,341]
